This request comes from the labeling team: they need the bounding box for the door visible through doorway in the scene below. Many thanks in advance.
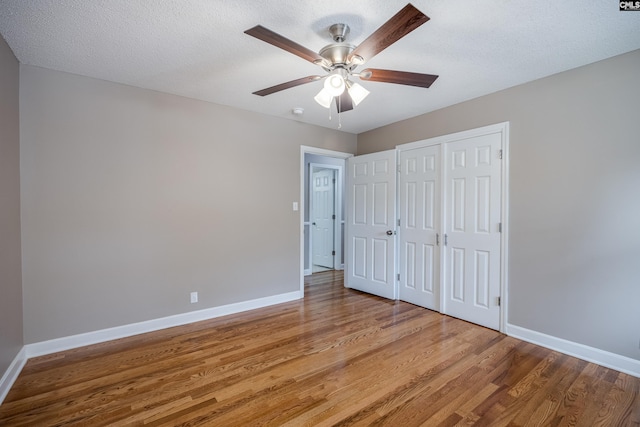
[311,167,336,272]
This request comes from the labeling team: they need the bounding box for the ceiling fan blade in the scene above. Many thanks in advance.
[349,4,429,64]
[336,91,354,113]
[245,25,324,64]
[253,76,322,97]
[360,68,438,88]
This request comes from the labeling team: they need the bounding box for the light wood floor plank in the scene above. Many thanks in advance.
[1,270,638,426]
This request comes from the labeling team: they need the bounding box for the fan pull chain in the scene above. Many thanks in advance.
[327,97,342,129]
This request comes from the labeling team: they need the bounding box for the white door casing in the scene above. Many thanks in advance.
[311,168,336,269]
[442,132,502,330]
[398,145,441,310]
[300,146,352,294]
[345,150,397,299]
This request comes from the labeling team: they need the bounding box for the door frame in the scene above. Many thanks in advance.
[396,122,510,332]
[309,163,341,272]
[300,146,353,295]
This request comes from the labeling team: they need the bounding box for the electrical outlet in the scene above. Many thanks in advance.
[190,292,198,304]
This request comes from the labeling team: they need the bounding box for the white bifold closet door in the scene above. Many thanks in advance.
[398,145,441,310]
[443,134,502,330]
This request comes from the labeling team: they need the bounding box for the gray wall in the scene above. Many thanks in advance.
[20,65,356,344]
[0,36,23,371]
[358,49,640,361]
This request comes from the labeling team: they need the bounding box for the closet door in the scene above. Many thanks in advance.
[345,150,397,299]
[398,145,441,310]
[443,133,502,330]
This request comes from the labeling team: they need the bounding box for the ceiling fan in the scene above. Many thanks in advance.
[244,3,439,113]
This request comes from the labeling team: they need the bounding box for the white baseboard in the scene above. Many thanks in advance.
[10,300,635,406]
[24,290,302,359]
[0,347,27,405]
[506,323,640,378]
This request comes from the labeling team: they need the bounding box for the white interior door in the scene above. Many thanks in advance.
[443,133,502,330]
[345,150,397,299]
[311,168,335,269]
[398,145,441,310]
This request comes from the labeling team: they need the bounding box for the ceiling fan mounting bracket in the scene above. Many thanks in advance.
[329,23,350,42]
[318,24,362,70]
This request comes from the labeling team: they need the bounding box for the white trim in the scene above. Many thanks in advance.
[499,123,510,333]
[301,146,353,158]
[24,290,301,359]
[0,347,27,405]
[396,122,511,151]
[507,323,640,378]
[300,146,353,295]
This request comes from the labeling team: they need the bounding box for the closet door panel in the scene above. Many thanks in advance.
[398,145,441,310]
[443,133,502,330]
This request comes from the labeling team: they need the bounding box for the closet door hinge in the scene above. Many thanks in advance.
[397,219,401,227]
[497,296,501,306]
[444,234,448,246]
[498,222,502,233]
[498,149,503,160]
[332,214,336,220]
[332,250,336,256]
[397,273,400,281]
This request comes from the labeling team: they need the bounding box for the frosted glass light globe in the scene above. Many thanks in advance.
[324,74,345,96]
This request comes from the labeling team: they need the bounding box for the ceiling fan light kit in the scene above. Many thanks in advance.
[245,3,439,117]
[314,87,333,109]
[314,78,368,110]
[346,81,370,106]
[324,71,346,96]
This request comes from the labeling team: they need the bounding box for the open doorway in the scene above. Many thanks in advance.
[300,147,352,294]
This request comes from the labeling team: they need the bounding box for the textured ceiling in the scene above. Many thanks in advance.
[1,1,639,134]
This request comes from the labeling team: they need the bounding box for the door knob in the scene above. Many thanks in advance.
[386,230,394,236]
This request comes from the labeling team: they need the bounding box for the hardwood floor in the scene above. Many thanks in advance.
[1,271,639,426]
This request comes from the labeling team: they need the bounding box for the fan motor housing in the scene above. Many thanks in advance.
[319,43,355,66]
